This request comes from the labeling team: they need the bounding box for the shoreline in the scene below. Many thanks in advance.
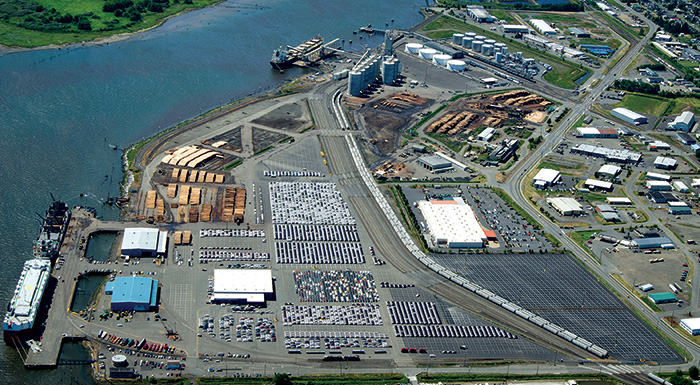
[0,0,226,56]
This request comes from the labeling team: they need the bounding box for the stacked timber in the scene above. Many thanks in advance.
[189,206,199,223]
[197,172,207,183]
[146,191,157,209]
[179,170,188,183]
[214,174,225,183]
[222,188,236,222]
[182,231,192,244]
[171,168,180,181]
[178,186,191,205]
[173,231,183,245]
[188,170,199,183]
[205,173,215,183]
[167,184,178,199]
[234,188,246,224]
[201,204,212,222]
[190,188,201,205]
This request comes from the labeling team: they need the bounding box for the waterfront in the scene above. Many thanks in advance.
[0,0,424,382]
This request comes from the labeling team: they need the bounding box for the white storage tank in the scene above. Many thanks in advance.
[484,38,496,45]
[405,43,423,54]
[112,355,128,367]
[382,59,398,85]
[501,46,509,56]
[495,42,507,49]
[462,37,474,49]
[464,32,477,38]
[419,48,438,60]
[482,44,494,56]
[433,54,452,66]
[452,33,464,45]
[447,59,466,72]
[495,52,503,62]
[348,71,363,96]
[475,35,485,40]
[472,40,483,52]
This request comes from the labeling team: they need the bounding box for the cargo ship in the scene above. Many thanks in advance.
[33,200,70,260]
[3,258,52,345]
[270,36,324,70]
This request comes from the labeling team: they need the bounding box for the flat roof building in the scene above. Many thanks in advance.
[571,144,641,164]
[676,132,696,145]
[669,201,691,214]
[569,27,590,38]
[681,318,700,335]
[106,277,158,312]
[417,155,452,174]
[467,5,496,23]
[120,228,168,258]
[575,127,618,138]
[667,111,695,132]
[212,269,274,303]
[585,178,613,192]
[647,180,672,191]
[530,19,556,35]
[612,108,647,125]
[646,172,671,181]
[654,156,677,170]
[597,164,622,178]
[418,198,487,248]
[674,181,689,193]
[532,168,561,189]
[503,24,530,34]
[633,237,674,249]
[478,127,495,142]
[649,292,677,304]
[596,204,620,222]
[606,197,632,205]
[547,197,583,216]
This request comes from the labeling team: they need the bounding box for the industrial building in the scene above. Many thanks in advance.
[211,269,274,303]
[654,156,677,170]
[633,237,674,249]
[418,198,487,248]
[680,318,700,335]
[646,172,671,181]
[467,5,496,23]
[674,181,689,193]
[568,27,591,38]
[532,168,561,189]
[584,178,613,192]
[503,24,530,34]
[106,277,159,312]
[417,155,453,174]
[547,197,583,216]
[597,164,622,178]
[649,292,677,304]
[120,228,168,258]
[676,132,696,145]
[647,180,672,191]
[575,127,618,138]
[423,41,464,59]
[571,144,642,164]
[489,139,519,162]
[596,204,620,222]
[347,53,383,96]
[478,127,495,142]
[648,141,671,151]
[530,19,556,35]
[668,201,691,214]
[647,191,678,203]
[606,197,632,205]
[667,111,695,132]
[612,108,647,125]
[435,152,469,171]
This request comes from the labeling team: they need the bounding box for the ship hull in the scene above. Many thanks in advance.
[4,328,32,346]
[270,59,296,70]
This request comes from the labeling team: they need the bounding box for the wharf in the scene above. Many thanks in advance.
[24,208,129,368]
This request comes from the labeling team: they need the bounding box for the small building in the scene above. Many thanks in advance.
[667,111,695,132]
[585,178,613,192]
[634,237,674,249]
[107,277,159,312]
[668,201,691,214]
[575,127,618,138]
[693,179,700,188]
[646,172,671,181]
[212,269,274,303]
[674,181,689,193]
[676,132,696,145]
[478,127,495,142]
[532,168,561,189]
[648,141,671,151]
[596,204,620,222]
[597,164,622,178]
[109,368,136,379]
[503,24,530,34]
[612,108,647,125]
[411,144,427,153]
[647,76,664,83]
[120,228,168,258]
[654,156,677,170]
[647,180,672,191]
[530,19,556,35]
[547,197,583,216]
[680,318,700,336]
[606,197,632,205]
[417,155,452,174]
[569,27,590,38]
[649,292,677,304]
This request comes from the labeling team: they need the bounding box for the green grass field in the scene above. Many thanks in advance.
[613,94,669,116]
[420,16,589,89]
[488,9,517,24]
[668,97,700,115]
[534,13,596,29]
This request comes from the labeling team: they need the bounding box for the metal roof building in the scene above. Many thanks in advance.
[647,180,672,191]
[654,156,677,170]
[571,144,641,163]
[417,155,452,174]
[467,5,496,22]
[568,27,590,38]
[668,201,691,214]
[107,277,158,311]
[676,132,696,145]
[532,168,561,188]
[585,178,613,192]
[546,197,583,216]
[633,237,674,249]
[418,198,487,248]
[597,164,622,177]
[646,172,671,181]
[120,228,168,257]
[212,269,273,303]
[681,318,700,335]
[530,19,556,35]
[596,204,620,222]
[503,24,530,34]
[667,111,695,132]
[606,197,632,205]
[674,181,689,193]
[649,292,677,304]
[612,108,647,125]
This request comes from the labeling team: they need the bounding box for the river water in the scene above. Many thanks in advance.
[0,0,424,382]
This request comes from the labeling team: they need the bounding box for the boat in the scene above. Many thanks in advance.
[3,258,52,345]
[33,200,70,260]
[270,36,324,70]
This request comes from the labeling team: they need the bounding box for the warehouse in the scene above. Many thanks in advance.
[596,204,620,222]
[575,127,618,138]
[418,198,487,248]
[674,181,689,193]
[585,178,613,192]
[676,132,696,145]
[654,156,677,170]
[503,24,530,34]
[648,141,671,151]
[612,108,647,125]
[106,277,159,311]
[597,164,622,178]
[530,19,556,35]
[571,144,642,164]
[547,197,583,216]
[417,155,453,174]
[647,180,672,191]
[633,237,674,249]
[668,201,691,215]
[532,168,561,189]
[568,27,591,38]
[667,111,695,132]
[680,318,700,335]
[467,5,496,22]
[646,172,671,181]
[120,228,168,258]
[649,292,678,304]
[606,197,632,205]
[647,191,678,203]
[478,127,495,142]
[212,269,274,303]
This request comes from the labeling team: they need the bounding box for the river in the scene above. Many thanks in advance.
[0,0,425,382]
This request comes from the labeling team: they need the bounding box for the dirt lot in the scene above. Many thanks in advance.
[251,101,311,132]
[202,126,243,152]
[252,127,289,152]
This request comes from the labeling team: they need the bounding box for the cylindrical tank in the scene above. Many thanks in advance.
[452,33,464,45]
[495,52,503,63]
[433,54,452,67]
[418,48,437,60]
[382,59,397,85]
[484,39,496,45]
[516,51,522,60]
[501,46,509,56]
[475,35,485,41]
[494,42,506,49]
[348,71,363,96]
[405,43,423,54]
[482,44,494,56]
[472,40,483,52]
[112,355,128,367]
[462,37,473,49]
[464,32,477,38]
[447,59,466,72]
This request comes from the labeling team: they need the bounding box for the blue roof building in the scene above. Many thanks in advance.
[107,277,159,311]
